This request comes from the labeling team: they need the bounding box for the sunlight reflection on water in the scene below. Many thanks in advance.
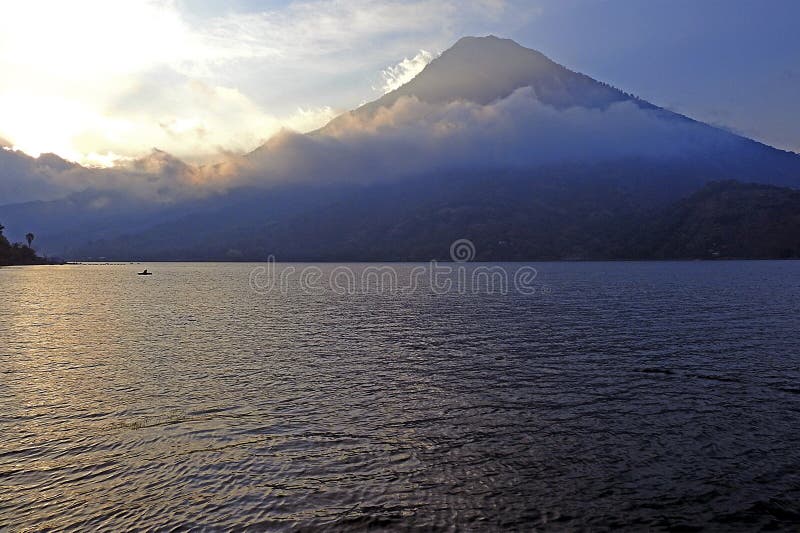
[2,262,800,530]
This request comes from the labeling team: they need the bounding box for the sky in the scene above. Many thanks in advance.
[0,0,798,166]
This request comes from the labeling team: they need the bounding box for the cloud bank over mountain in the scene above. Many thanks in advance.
[1,85,738,206]
[3,35,800,262]
[1,35,797,210]
[244,89,736,187]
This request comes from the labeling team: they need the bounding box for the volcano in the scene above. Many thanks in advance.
[3,36,800,260]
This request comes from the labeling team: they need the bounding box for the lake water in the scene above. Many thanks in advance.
[2,261,800,531]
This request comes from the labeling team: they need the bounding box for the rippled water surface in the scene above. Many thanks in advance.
[2,261,800,531]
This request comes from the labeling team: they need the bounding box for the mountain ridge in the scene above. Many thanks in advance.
[56,178,800,261]
[3,35,800,261]
[317,35,653,136]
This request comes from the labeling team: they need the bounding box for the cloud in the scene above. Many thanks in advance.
[195,0,517,62]
[0,149,77,204]
[74,70,337,164]
[377,50,437,94]
[0,0,541,164]
[0,144,239,206]
[2,84,738,206]
[241,87,735,188]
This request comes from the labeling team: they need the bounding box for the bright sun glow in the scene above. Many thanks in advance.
[0,0,335,164]
[0,1,192,162]
[0,0,536,165]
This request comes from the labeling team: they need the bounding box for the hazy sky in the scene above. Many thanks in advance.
[0,0,797,165]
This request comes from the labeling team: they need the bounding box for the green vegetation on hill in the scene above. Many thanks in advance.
[0,224,48,266]
[641,181,800,259]
[57,179,800,262]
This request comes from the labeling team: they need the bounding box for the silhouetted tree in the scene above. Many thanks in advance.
[26,233,35,248]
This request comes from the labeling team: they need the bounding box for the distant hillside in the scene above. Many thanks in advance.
[60,179,800,262]
[641,181,800,259]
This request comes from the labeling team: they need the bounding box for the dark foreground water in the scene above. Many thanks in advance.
[2,262,800,531]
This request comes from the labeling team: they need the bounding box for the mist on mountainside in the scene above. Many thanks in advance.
[3,36,800,260]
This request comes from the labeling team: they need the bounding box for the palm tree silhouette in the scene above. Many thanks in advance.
[26,233,35,248]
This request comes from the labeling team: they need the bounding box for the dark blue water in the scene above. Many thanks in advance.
[2,261,800,530]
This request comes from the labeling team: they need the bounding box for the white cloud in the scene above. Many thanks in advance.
[0,0,541,164]
[239,88,736,193]
[377,50,437,94]
[1,83,739,206]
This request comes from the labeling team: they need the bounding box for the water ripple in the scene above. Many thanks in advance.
[1,261,800,530]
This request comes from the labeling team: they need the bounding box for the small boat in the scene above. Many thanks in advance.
[137,269,152,276]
